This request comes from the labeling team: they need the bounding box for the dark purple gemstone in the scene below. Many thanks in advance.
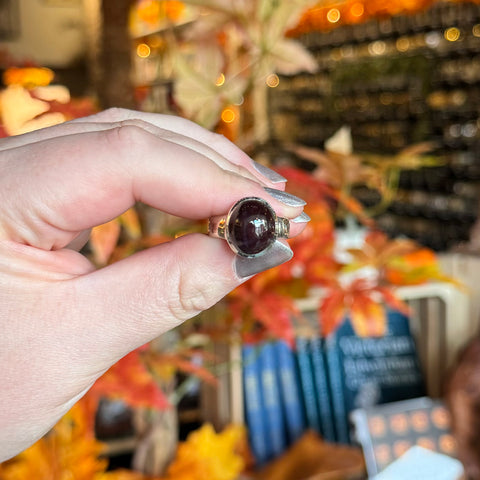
[228,198,276,256]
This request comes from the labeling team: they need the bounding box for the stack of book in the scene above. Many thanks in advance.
[242,310,426,466]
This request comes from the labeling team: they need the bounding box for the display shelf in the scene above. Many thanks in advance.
[270,1,480,250]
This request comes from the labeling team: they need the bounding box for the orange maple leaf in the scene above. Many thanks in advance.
[89,348,170,411]
[344,230,418,273]
[384,248,460,286]
[0,399,108,480]
[320,288,347,336]
[320,278,410,337]
[90,218,121,266]
[349,292,387,337]
[144,349,219,388]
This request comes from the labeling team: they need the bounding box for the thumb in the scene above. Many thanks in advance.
[70,233,292,365]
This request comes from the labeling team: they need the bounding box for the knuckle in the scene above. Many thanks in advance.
[164,250,216,322]
[169,273,213,322]
[97,107,129,122]
[102,123,153,155]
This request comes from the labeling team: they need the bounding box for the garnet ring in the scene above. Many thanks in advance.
[208,197,290,257]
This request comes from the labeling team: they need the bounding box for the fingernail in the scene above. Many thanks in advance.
[252,161,287,184]
[234,240,293,279]
[264,187,306,207]
[291,212,311,223]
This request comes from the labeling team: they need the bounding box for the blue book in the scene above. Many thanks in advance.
[326,310,425,444]
[242,344,269,465]
[258,342,287,458]
[273,340,305,444]
[309,336,336,442]
[295,336,322,433]
[325,333,350,443]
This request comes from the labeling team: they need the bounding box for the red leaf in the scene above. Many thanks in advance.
[320,289,346,336]
[90,349,169,410]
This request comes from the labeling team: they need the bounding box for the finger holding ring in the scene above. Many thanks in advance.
[208,197,290,258]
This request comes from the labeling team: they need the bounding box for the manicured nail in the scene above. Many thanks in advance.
[234,240,293,279]
[252,161,287,184]
[264,187,306,207]
[291,212,311,223]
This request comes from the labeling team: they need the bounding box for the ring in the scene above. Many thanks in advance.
[208,197,290,257]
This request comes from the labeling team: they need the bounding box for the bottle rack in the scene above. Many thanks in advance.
[270,1,480,251]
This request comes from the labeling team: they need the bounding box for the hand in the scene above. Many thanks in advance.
[0,108,308,460]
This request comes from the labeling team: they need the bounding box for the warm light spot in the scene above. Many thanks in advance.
[234,96,244,106]
[473,24,480,37]
[266,73,279,88]
[136,43,151,58]
[444,27,460,42]
[221,108,236,123]
[215,73,225,87]
[396,37,410,52]
[350,3,364,17]
[327,8,340,23]
[425,31,441,47]
[368,40,386,55]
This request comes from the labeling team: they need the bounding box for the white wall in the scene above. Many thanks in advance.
[0,0,87,67]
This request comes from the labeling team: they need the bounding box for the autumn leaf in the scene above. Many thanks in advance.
[163,423,246,480]
[376,286,411,317]
[144,349,219,388]
[118,208,142,240]
[320,288,347,337]
[0,399,108,480]
[173,43,247,129]
[109,233,172,263]
[344,230,418,273]
[384,248,461,287]
[349,293,387,337]
[89,348,170,411]
[251,292,298,346]
[90,219,121,266]
[286,144,364,190]
[321,279,392,337]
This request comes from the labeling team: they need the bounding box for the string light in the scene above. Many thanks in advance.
[327,8,341,23]
[369,40,386,55]
[266,73,280,88]
[136,43,151,58]
[215,73,225,87]
[350,2,364,17]
[396,37,410,52]
[444,27,460,42]
[221,108,236,123]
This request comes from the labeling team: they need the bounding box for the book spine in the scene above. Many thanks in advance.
[325,334,350,443]
[242,344,269,465]
[273,340,305,444]
[309,336,336,442]
[295,336,322,433]
[258,342,287,457]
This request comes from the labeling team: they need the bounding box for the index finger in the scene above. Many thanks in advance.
[70,108,287,186]
[0,124,305,250]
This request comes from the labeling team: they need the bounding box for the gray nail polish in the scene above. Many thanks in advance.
[264,187,306,207]
[234,240,293,279]
[291,212,311,223]
[252,161,287,183]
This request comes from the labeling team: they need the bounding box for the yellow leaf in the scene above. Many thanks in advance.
[0,400,108,480]
[164,424,245,480]
[119,208,142,239]
[90,219,121,265]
